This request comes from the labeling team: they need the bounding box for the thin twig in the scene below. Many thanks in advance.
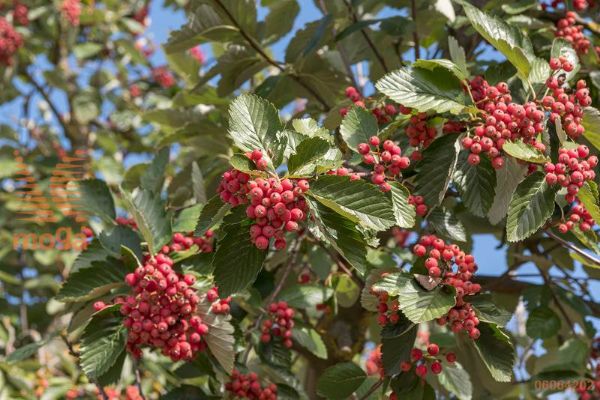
[411,0,420,60]
[357,378,384,400]
[21,69,70,136]
[546,230,600,268]
[342,0,389,73]
[61,333,108,400]
[213,0,331,111]
[538,268,577,335]
[134,361,146,400]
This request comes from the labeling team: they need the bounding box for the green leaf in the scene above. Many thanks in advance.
[212,211,267,296]
[428,207,467,243]
[506,172,558,242]
[437,362,472,400]
[165,51,201,85]
[292,326,327,359]
[317,362,367,400]
[74,42,103,59]
[533,338,588,375]
[262,0,299,44]
[526,306,561,339]
[502,140,550,164]
[551,39,580,82]
[122,189,172,254]
[195,195,231,236]
[73,91,100,124]
[192,162,207,204]
[415,133,461,207]
[340,106,378,153]
[277,285,334,308]
[582,107,600,151]
[414,59,467,82]
[487,157,527,225]
[461,2,533,78]
[388,182,416,229]
[140,147,169,193]
[577,182,600,223]
[376,67,468,114]
[6,336,55,363]
[472,323,515,382]
[371,272,412,296]
[453,152,496,217]
[173,204,204,233]
[228,94,284,168]
[381,320,418,376]
[79,306,126,380]
[198,302,235,373]
[306,198,368,274]
[528,57,551,86]
[75,179,116,221]
[334,274,360,307]
[397,279,456,323]
[469,294,513,327]
[288,137,334,176]
[98,226,142,260]
[309,175,396,231]
[56,259,127,302]
[448,36,469,79]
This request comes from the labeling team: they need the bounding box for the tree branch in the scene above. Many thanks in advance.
[546,230,600,268]
[213,0,331,111]
[411,0,421,59]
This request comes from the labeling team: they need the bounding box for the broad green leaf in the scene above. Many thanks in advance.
[389,182,416,228]
[6,336,55,363]
[212,210,267,296]
[371,272,413,297]
[288,137,335,176]
[397,279,456,323]
[229,153,258,173]
[438,362,473,400]
[285,16,333,63]
[533,338,588,375]
[228,94,284,168]
[198,302,235,373]
[501,0,537,14]
[74,43,103,59]
[453,152,496,217]
[415,133,461,208]
[487,157,527,225]
[462,3,533,78]
[472,323,515,382]
[140,147,169,193]
[191,162,207,204]
[165,50,201,85]
[334,274,360,307]
[502,140,549,164]
[428,207,467,243]
[306,198,368,274]
[56,259,127,302]
[122,189,172,255]
[340,106,378,152]
[526,306,561,339]
[79,306,126,380]
[551,39,580,83]
[262,0,299,44]
[317,362,366,400]
[506,172,558,242]
[98,225,142,260]
[75,179,116,221]
[277,285,334,308]
[528,57,551,86]
[448,36,468,79]
[469,294,513,327]
[173,204,204,233]
[376,67,468,114]
[309,175,396,232]
[195,195,231,236]
[414,59,467,82]
[381,320,418,376]
[292,327,327,359]
[582,107,600,151]
[577,182,600,223]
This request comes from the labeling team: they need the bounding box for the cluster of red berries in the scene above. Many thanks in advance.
[340,86,399,124]
[130,84,142,98]
[576,339,600,399]
[206,286,232,315]
[120,253,209,361]
[326,167,361,181]
[408,195,428,217]
[260,301,295,348]
[405,112,436,160]
[543,64,591,139]
[559,201,595,233]
[190,46,205,63]
[217,166,309,250]
[544,145,597,201]
[245,148,269,170]
[225,370,278,400]
[392,227,411,247]
[542,0,591,11]
[365,345,384,376]
[12,1,28,26]
[116,216,138,230]
[438,303,481,339]
[152,66,176,88]
[0,17,22,65]
[397,345,456,379]
[160,231,214,254]
[61,0,81,26]
[463,77,547,169]
[374,290,401,326]
[357,136,411,192]
[133,5,149,26]
[555,12,591,55]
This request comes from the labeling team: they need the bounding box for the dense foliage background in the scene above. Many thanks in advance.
[1,0,600,399]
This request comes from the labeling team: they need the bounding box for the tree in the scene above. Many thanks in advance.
[1,0,600,398]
